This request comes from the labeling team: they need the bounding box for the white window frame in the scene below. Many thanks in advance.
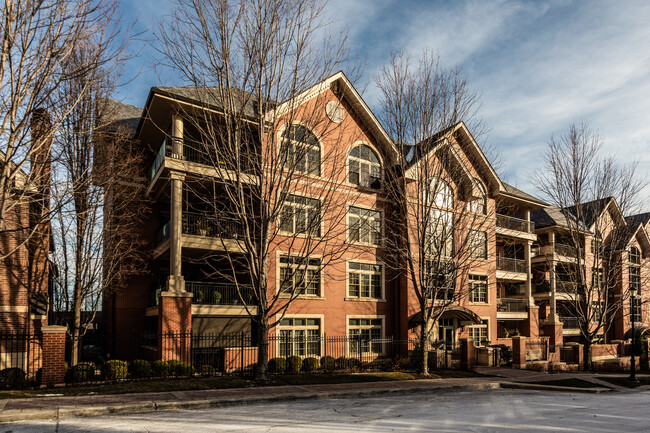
[469,274,488,304]
[277,253,323,297]
[347,143,382,190]
[346,260,384,300]
[278,123,322,177]
[347,205,382,246]
[468,319,489,347]
[468,229,487,259]
[466,179,486,214]
[346,315,386,355]
[277,314,324,357]
[279,194,321,237]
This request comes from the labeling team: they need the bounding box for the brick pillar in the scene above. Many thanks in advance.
[566,342,584,369]
[522,305,539,339]
[41,326,66,386]
[512,336,527,369]
[158,292,193,362]
[460,338,475,370]
[543,322,563,352]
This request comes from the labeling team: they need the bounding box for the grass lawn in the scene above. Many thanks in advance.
[0,369,490,399]
[597,376,650,388]
[525,378,602,389]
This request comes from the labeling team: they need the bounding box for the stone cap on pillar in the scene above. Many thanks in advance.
[160,291,193,298]
[41,325,67,333]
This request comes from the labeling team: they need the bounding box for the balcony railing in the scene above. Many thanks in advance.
[148,135,237,183]
[531,244,585,259]
[496,214,535,234]
[557,281,579,294]
[497,256,527,273]
[560,316,580,329]
[497,298,528,313]
[182,211,244,239]
[186,282,254,305]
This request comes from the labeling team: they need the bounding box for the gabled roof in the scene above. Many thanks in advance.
[403,122,503,195]
[530,205,572,230]
[625,212,650,228]
[564,197,618,230]
[501,182,548,207]
[104,100,143,137]
[621,221,650,254]
[152,86,273,118]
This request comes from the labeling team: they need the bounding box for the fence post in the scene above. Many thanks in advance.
[41,326,67,386]
[512,336,527,369]
[460,338,475,370]
[240,331,244,375]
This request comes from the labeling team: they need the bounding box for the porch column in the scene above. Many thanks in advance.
[167,172,185,293]
[525,240,533,302]
[549,231,558,323]
[171,113,183,157]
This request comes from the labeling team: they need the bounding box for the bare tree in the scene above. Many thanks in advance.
[377,51,493,375]
[535,122,648,370]
[157,0,362,380]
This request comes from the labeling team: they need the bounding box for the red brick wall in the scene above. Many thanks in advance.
[41,326,66,385]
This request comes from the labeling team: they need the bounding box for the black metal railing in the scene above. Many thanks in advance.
[560,316,580,329]
[148,136,174,181]
[496,214,534,233]
[504,283,525,296]
[186,282,254,305]
[497,256,527,273]
[0,332,42,385]
[497,298,528,313]
[558,281,579,294]
[182,211,245,240]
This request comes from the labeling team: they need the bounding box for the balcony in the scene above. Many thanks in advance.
[497,256,526,273]
[153,212,245,258]
[186,281,254,305]
[496,214,535,233]
[560,316,580,329]
[496,256,527,281]
[497,298,528,319]
[498,298,528,313]
[531,244,585,261]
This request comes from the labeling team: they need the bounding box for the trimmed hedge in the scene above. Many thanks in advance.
[168,359,193,376]
[65,363,95,383]
[320,355,335,370]
[102,360,127,380]
[268,357,286,373]
[286,356,302,374]
[301,357,319,372]
[198,364,216,376]
[129,359,152,379]
[0,368,26,389]
[152,360,170,378]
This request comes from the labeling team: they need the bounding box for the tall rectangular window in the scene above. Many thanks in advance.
[348,206,381,245]
[468,230,487,259]
[468,320,488,347]
[425,260,455,301]
[279,195,321,237]
[348,262,382,299]
[469,274,488,303]
[279,318,320,357]
[279,255,321,296]
[348,318,383,354]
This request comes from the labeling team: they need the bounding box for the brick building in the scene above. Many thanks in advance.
[102,72,649,363]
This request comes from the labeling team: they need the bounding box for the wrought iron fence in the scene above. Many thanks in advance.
[560,316,580,329]
[0,332,42,386]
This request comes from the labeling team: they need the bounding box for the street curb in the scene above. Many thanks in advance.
[0,382,501,423]
[500,382,613,393]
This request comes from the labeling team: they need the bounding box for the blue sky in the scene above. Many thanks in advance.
[117,0,650,200]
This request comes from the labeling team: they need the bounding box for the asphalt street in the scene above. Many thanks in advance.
[5,388,650,432]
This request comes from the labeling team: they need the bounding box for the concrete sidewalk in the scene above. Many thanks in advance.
[0,378,505,423]
[0,369,641,424]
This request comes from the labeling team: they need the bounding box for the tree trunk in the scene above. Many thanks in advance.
[583,340,592,372]
[420,321,429,376]
[255,315,269,382]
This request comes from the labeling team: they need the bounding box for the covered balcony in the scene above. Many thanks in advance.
[497,298,528,320]
[496,256,527,281]
[496,214,536,241]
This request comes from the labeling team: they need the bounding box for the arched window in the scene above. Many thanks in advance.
[467,179,486,214]
[348,144,381,189]
[424,177,453,209]
[281,124,320,176]
[630,246,641,264]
